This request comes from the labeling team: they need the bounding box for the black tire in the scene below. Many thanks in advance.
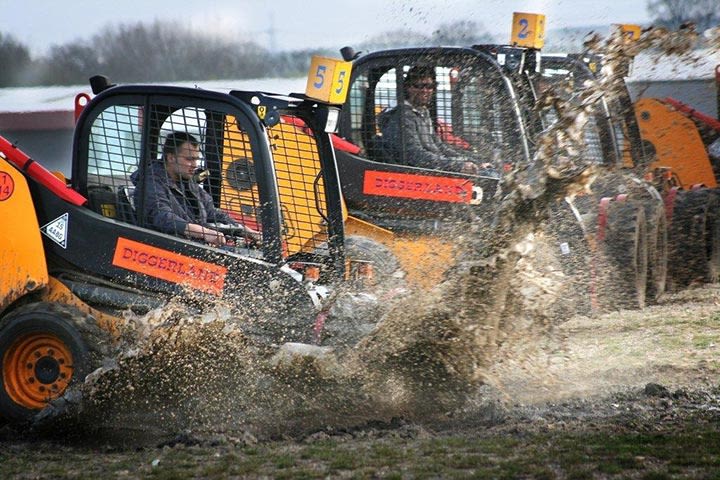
[667,189,720,289]
[343,235,402,284]
[601,201,648,310]
[0,302,110,423]
[707,192,720,284]
[645,199,668,304]
[544,200,594,317]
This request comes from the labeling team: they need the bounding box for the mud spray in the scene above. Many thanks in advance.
[33,27,715,446]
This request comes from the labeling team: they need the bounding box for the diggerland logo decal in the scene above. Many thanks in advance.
[363,170,475,203]
[112,237,227,295]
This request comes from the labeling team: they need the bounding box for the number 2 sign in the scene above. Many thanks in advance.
[510,12,546,49]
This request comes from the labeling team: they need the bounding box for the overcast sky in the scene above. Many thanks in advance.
[4,0,652,54]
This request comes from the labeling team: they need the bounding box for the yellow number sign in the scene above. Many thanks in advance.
[305,56,352,104]
[614,24,642,41]
[510,12,546,49]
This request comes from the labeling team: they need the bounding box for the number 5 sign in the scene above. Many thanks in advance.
[305,56,352,104]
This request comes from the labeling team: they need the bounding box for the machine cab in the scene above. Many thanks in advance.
[25,82,347,315]
[335,48,532,230]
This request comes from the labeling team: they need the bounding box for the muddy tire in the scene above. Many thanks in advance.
[601,201,648,310]
[0,302,110,423]
[319,236,405,348]
[667,189,720,289]
[644,199,668,304]
[344,235,402,284]
[543,200,594,317]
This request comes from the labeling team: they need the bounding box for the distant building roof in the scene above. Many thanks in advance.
[0,76,307,116]
[627,48,720,82]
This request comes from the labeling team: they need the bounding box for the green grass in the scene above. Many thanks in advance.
[2,426,720,479]
[693,334,719,349]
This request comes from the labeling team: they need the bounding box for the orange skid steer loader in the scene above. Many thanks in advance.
[0,68,353,424]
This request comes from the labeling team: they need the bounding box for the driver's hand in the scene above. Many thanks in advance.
[203,229,226,246]
[245,229,262,243]
[460,161,479,175]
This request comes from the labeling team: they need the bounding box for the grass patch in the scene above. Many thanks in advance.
[2,425,720,478]
[693,334,719,349]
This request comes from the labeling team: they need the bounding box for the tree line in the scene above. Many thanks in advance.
[1,0,717,88]
[0,19,501,88]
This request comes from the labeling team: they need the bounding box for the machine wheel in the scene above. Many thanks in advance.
[645,200,669,304]
[318,236,404,348]
[602,201,648,310]
[0,302,110,423]
[667,189,720,288]
[344,235,402,284]
[707,192,720,284]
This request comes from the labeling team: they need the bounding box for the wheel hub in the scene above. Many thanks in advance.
[34,356,61,385]
[3,334,74,410]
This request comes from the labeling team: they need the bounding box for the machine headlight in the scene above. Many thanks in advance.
[324,107,340,133]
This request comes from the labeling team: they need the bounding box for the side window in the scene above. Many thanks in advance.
[456,72,525,166]
[86,105,142,222]
[157,107,206,164]
[375,68,398,112]
[139,105,262,237]
[348,73,367,147]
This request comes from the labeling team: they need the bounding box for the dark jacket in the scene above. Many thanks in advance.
[377,101,471,171]
[131,161,236,236]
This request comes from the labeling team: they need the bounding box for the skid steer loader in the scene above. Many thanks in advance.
[0,65,354,423]
[558,26,720,293]
[331,13,662,312]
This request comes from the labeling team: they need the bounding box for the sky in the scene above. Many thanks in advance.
[2,0,652,55]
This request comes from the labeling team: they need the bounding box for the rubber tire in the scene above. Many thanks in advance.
[667,189,720,289]
[544,200,594,317]
[644,199,668,304]
[0,302,109,424]
[344,235,401,283]
[707,191,720,284]
[602,201,648,310]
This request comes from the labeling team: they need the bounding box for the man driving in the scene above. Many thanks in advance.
[133,131,259,246]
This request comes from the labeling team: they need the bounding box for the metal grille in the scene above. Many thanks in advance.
[537,66,609,166]
[87,105,142,223]
[348,64,525,170]
[269,117,329,256]
[86,102,264,249]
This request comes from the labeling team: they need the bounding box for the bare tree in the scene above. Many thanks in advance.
[0,32,31,86]
[648,0,720,31]
[39,43,102,85]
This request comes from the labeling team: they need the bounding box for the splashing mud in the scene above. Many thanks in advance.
[29,27,720,446]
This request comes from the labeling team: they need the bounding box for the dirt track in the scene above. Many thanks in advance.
[1,284,719,478]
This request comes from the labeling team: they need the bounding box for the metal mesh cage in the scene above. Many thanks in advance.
[268,117,330,257]
[84,99,331,259]
[347,63,526,171]
[87,104,142,223]
[85,102,265,249]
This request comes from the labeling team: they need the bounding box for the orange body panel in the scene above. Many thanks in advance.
[39,277,124,339]
[634,98,717,188]
[0,157,48,313]
[344,216,454,290]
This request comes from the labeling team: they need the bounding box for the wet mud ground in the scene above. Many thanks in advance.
[1,284,719,479]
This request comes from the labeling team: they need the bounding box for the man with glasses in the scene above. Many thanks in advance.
[134,131,259,246]
[377,65,481,174]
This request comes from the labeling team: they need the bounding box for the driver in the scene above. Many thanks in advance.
[377,65,488,175]
[133,131,260,246]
